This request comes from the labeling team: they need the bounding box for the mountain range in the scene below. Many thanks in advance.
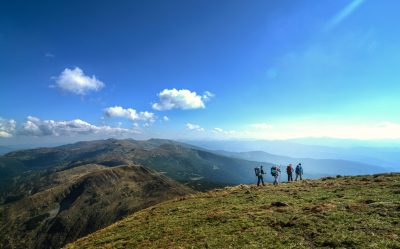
[0,138,266,248]
[216,150,387,177]
[0,138,394,248]
[185,139,400,170]
[0,138,267,201]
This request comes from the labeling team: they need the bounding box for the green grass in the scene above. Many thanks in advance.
[66,174,400,249]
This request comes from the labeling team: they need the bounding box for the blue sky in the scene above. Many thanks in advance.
[1,0,400,145]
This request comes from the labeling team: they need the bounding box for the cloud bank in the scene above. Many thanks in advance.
[55,67,105,95]
[152,88,213,111]
[19,116,137,137]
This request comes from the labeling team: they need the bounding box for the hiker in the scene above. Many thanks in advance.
[271,166,281,186]
[254,165,265,186]
[295,163,303,181]
[286,164,293,182]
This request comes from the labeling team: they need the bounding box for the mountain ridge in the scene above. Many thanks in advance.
[0,138,269,202]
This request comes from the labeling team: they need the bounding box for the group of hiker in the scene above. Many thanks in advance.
[254,163,303,187]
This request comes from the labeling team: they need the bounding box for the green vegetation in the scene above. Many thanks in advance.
[66,173,400,249]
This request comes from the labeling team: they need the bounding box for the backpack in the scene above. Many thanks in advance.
[271,166,277,176]
[254,167,260,176]
[286,165,292,173]
[296,165,302,174]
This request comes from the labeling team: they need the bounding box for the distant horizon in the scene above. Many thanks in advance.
[2,136,399,171]
[2,135,400,149]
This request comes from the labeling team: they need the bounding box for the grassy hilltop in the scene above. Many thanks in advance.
[66,173,400,249]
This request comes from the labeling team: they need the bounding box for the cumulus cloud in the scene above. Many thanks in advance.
[152,88,214,111]
[103,106,155,122]
[250,123,273,129]
[19,116,137,137]
[140,111,156,122]
[186,123,204,132]
[163,116,169,121]
[0,117,16,137]
[55,67,105,95]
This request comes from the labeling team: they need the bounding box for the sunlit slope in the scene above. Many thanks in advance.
[66,173,400,249]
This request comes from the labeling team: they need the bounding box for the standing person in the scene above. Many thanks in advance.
[271,166,281,186]
[254,165,265,187]
[286,164,293,182]
[295,163,303,181]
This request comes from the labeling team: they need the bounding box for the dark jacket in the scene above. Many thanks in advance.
[295,165,303,175]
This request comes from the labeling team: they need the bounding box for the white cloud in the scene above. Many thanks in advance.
[250,123,273,129]
[0,117,16,137]
[19,116,138,137]
[152,88,214,111]
[104,106,155,122]
[55,67,105,95]
[163,116,169,121]
[140,111,156,122]
[104,106,138,120]
[186,123,204,132]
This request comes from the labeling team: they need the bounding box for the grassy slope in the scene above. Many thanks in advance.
[66,173,400,249]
